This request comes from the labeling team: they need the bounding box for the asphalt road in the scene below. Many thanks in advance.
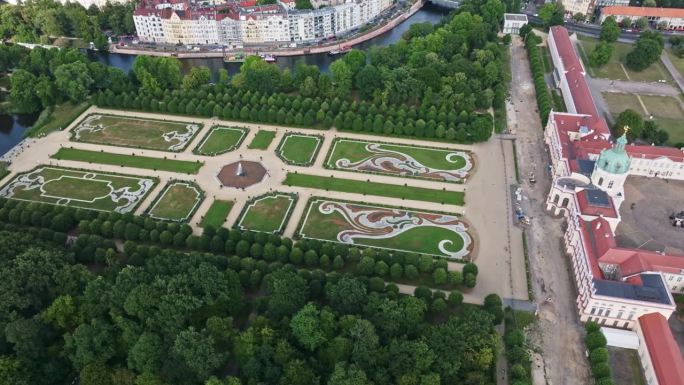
[523,13,683,44]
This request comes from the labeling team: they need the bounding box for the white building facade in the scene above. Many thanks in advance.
[133,0,394,46]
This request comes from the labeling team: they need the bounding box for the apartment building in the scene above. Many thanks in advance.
[133,0,393,46]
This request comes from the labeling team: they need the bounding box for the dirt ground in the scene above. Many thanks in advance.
[508,34,591,385]
[615,176,684,255]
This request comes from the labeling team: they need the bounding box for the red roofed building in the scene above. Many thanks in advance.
[600,6,684,31]
[636,313,684,385]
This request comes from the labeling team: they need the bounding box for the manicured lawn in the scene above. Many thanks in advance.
[247,130,276,150]
[579,36,672,83]
[298,199,471,258]
[148,182,203,222]
[0,166,156,212]
[52,148,203,174]
[602,92,644,116]
[667,50,684,78]
[26,101,91,138]
[195,126,248,155]
[0,166,8,182]
[72,114,201,152]
[201,200,234,228]
[277,134,321,166]
[326,139,472,182]
[285,173,465,205]
[238,193,295,233]
[640,95,684,119]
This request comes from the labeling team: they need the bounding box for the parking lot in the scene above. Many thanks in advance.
[615,176,684,254]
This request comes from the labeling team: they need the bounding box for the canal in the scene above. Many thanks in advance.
[1,4,448,155]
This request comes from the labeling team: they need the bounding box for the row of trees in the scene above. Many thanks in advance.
[503,309,533,385]
[0,196,478,290]
[4,45,129,113]
[584,322,615,385]
[521,28,553,126]
[588,16,620,68]
[94,86,494,142]
[0,221,502,385]
[0,0,135,47]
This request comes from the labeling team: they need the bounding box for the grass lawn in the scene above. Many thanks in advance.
[72,114,201,152]
[667,49,684,78]
[603,93,684,145]
[277,134,321,166]
[195,126,248,155]
[0,166,8,182]
[247,130,276,150]
[238,193,295,233]
[326,139,471,182]
[148,182,203,222]
[284,173,464,205]
[200,200,234,228]
[52,148,203,174]
[602,92,644,116]
[0,166,156,212]
[579,36,672,83]
[25,101,91,138]
[298,199,470,258]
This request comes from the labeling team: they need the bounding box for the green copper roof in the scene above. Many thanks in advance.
[597,133,631,174]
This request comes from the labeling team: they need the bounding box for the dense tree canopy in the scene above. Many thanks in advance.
[625,31,664,71]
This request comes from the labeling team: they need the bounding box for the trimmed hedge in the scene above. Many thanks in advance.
[584,322,614,384]
[525,34,553,127]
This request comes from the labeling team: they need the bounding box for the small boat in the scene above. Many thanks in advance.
[328,46,351,56]
[224,53,246,62]
[259,53,276,62]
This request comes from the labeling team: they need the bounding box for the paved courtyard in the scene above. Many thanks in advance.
[0,105,530,305]
[615,176,684,255]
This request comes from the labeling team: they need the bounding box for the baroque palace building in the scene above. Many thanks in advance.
[544,26,684,385]
[132,0,393,47]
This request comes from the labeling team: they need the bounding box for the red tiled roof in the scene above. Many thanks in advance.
[603,6,684,19]
[576,190,618,218]
[550,26,583,71]
[578,217,608,279]
[638,313,684,385]
[600,248,684,276]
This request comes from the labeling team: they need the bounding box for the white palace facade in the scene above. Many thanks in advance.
[133,0,393,46]
[544,26,684,384]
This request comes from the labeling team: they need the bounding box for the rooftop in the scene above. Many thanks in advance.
[638,313,684,385]
[504,13,528,21]
[602,6,684,19]
[593,273,671,305]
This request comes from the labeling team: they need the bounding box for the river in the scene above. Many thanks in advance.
[0,4,448,156]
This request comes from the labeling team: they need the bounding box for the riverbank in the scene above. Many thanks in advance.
[110,0,425,58]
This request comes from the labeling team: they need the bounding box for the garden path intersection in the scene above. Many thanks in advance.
[1,106,529,305]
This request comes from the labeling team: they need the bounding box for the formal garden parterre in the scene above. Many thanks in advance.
[146,180,205,222]
[325,138,473,183]
[236,192,297,234]
[298,198,473,260]
[276,133,323,166]
[194,125,248,155]
[71,114,202,152]
[0,166,156,213]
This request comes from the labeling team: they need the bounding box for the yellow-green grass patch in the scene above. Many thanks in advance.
[0,166,156,212]
[26,101,91,138]
[201,200,234,228]
[237,193,295,233]
[72,114,201,152]
[195,126,248,155]
[148,181,204,222]
[52,148,203,174]
[247,130,276,150]
[276,133,322,166]
[285,173,464,205]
